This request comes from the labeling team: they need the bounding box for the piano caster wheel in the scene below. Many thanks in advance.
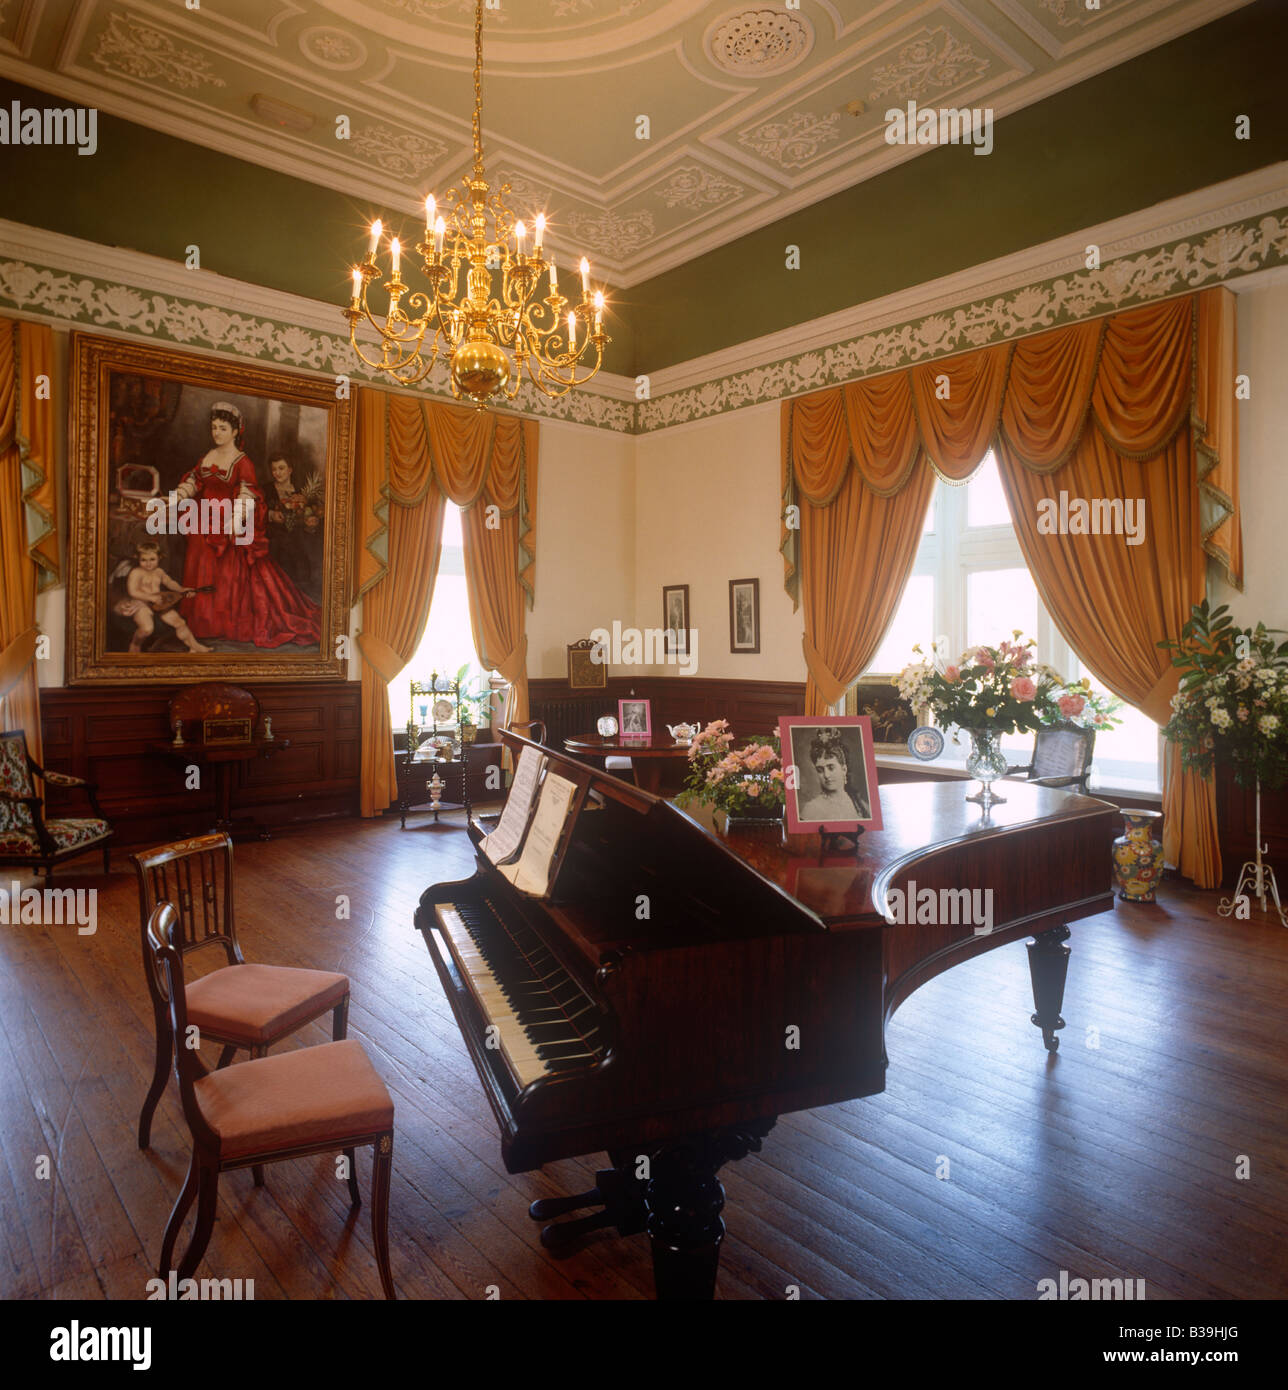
[1032,1012,1065,1053]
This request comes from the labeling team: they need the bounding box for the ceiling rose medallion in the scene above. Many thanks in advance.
[706,8,813,77]
[343,0,609,408]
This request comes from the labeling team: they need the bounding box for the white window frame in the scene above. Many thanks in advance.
[861,456,1162,794]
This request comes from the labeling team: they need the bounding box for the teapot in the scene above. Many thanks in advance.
[667,721,700,746]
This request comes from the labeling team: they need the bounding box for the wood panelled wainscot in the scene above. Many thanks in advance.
[529,676,806,748]
[39,682,361,847]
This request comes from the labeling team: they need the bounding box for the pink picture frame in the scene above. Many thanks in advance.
[778,715,883,834]
[618,698,652,741]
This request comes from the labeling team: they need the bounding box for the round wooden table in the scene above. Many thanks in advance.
[563,733,694,796]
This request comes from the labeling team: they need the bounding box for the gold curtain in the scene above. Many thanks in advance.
[781,290,1241,889]
[354,388,538,818]
[0,319,57,760]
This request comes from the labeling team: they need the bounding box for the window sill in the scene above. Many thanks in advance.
[874,752,1161,804]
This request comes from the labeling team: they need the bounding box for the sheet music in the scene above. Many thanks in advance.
[501,772,578,898]
[481,746,545,865]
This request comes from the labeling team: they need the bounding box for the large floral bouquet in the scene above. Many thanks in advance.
[894,634,1122,736]
[1158,601,1288,789]
[677,719,786,816]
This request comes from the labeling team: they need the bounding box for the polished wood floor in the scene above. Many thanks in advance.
[2,812,1285,1300]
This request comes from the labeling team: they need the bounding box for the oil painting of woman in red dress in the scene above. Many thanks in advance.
[173,402,322,649]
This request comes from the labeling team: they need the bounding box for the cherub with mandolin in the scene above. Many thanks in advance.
[112,542,212,653]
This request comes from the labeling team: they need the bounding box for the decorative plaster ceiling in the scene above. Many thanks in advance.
[0,0,1253,287]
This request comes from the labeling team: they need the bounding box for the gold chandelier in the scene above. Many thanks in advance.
[343,0,609,408]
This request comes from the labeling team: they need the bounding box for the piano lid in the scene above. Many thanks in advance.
[675,781,1116,925]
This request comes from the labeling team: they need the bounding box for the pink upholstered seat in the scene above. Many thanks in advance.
[194,1039,394,1162]
[186,963,350,1046]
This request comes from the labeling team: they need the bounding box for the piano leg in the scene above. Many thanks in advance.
[646,1119,776,1301]
[1027,925,1072,1052]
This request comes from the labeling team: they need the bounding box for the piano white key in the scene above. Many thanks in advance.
[435,903,552,1087]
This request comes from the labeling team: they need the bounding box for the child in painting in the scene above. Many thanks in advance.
[112,542,211,654]
[265,454,320,591]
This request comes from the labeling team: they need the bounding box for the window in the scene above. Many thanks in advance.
[863,454,1161,791]
[386,503,479,730]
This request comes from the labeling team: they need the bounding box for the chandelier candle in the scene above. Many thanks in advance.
[343,0,610,406]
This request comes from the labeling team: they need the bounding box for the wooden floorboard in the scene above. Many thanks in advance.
[1,810,1285,1301]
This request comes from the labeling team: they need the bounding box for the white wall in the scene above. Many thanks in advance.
[631,401,806,683]
[1210,276,1288,630]
[525,418,635,679]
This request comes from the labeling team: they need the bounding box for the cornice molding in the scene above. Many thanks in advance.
[636,164,1288,433]
[0,220,636,431]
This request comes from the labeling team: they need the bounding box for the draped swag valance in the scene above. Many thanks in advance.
[780,289,1241,890]
[353,388,539,818]
[0,317,57,763]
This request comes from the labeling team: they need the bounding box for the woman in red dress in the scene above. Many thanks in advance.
[174,402,321,648]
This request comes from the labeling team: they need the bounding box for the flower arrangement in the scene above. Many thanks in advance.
[894,633,1122,736]
[677,720,786,817]
[1158,601,1288,789]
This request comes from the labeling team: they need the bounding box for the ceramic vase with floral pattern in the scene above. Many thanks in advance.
[1113,809,1164,902]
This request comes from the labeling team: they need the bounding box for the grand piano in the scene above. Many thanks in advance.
[415,729,1118,1299]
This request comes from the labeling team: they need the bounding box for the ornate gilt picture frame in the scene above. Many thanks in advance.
[67,334,353,683]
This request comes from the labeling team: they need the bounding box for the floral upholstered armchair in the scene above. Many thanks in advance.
[0,730,114,881]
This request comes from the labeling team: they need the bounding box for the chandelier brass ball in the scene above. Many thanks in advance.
[451,340,510,404]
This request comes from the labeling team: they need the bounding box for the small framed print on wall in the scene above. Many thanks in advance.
[662,584,689,655]
[728,577,760,654]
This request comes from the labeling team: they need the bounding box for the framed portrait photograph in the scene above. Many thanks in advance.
[847,677,922,751]
[618,698,652,741]
[67,333,353,683]
[662,584,689,656]
[778,716,883,834]
[566,637,607,690]
[728,577,760,654]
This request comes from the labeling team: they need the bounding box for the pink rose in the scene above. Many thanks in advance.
[975,649,996,670]
[745,782,761,798]
[1010,677,1037,701]
[944,665,961,683]
[1058,693,1086,718]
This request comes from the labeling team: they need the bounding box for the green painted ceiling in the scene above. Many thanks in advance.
[1,0,1285,381]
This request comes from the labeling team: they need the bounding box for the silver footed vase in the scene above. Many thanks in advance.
[965,726,1009,807]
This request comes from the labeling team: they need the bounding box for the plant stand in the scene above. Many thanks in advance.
[1218,777,1288,928]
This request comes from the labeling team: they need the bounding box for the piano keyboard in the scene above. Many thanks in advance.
[435,897,606,1089]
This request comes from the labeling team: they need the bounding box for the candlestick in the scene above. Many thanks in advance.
[390,237,401,277]
[534,213,545,252]
[515,220,526,255]
[549,259,558,292]
[580,257,590,294]
[434,216,446,255]
[593,290,604,333]
[425,194,435,233]
[367,219,382,256]
[350,268,361,307]
[567,311,577,347]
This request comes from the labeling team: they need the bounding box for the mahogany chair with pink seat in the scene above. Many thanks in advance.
[131,832,351,1159]
[145,903,396,1298]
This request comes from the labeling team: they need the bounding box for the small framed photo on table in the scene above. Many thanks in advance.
[618,698,652,740]
[779,716,883,834]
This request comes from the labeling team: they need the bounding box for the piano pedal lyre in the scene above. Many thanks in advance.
[529,1162,647,1253]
